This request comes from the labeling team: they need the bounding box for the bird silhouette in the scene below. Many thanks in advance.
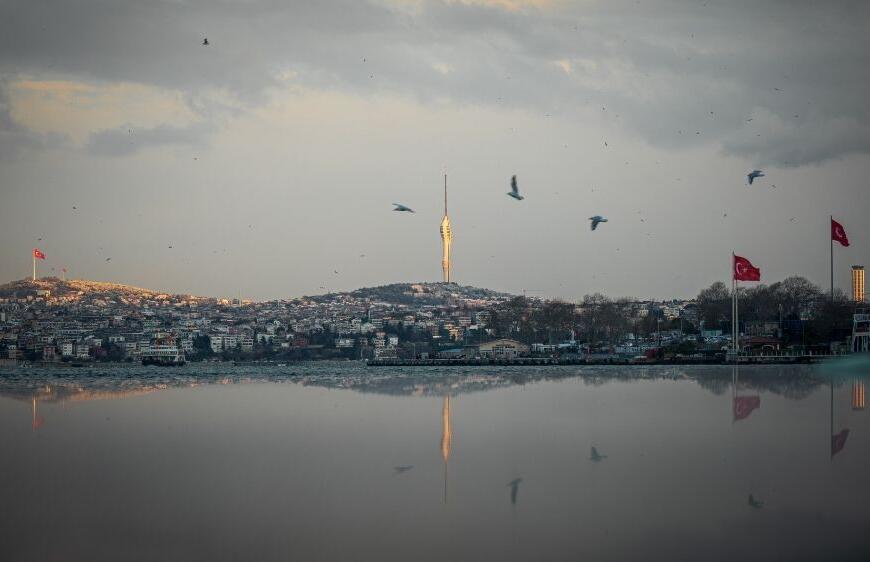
[590,446,607,461]
[589,216,608,231]
[507,176,524,200]
[747,170,765,184]
[507,478,523,505]
[202,38,209,46]
[392,203,415,213]
[393,465,414,474]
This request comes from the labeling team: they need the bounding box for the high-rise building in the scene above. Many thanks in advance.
[852,265,865,302]
[439,175,453,283]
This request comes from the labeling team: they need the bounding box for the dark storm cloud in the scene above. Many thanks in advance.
[1,0,869,165]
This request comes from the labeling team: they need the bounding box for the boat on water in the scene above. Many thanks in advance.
[141,334,186,366]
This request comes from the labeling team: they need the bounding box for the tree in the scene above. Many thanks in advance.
[696,282,731,330]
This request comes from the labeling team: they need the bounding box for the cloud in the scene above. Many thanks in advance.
[0,79,66,159]
[85,122,212,156]
[1,0,869,166]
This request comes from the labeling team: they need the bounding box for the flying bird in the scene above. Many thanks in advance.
[589,216,608,231]
[507,478,523,505]
[392,203,415,213]
[507,175,524,200]
[105,258,111,262]
[202,38,209,46]
[393,465,414,474]
[590,446,607,462]
[747,170,765,184]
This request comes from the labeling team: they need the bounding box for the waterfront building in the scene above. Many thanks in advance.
[852,308,870,353]
[852,266,865,302]
[479,338,530,359]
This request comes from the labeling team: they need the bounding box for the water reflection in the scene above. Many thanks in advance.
[0,363,868,561]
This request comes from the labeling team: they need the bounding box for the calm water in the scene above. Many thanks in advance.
[1,363,868,562]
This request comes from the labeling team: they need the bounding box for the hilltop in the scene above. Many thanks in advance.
[304,282,514,306]
[0,277,205,303]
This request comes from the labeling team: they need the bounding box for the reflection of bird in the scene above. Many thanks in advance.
[507,478,523,505]
[589,216,608,231]
[507,176,524,200]
[747,170,765,184]
[393,465,414,474]
[748,494,764,509]
[392,203,415,213]
[202,38,209,46]
[590,446,607,461]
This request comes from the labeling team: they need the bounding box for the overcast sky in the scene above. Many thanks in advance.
[1,0,868,300]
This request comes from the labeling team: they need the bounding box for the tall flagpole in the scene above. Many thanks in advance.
[32,253,36,282]
[830,215,834,300]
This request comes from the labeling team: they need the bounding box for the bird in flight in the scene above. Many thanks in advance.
[589,216,608,231]
[393,465,414,474]
[392,203,415,213]
[507,175,524,200]
[590,446,608,462]
[105,257,112,262]
[202,38,209,46]
[747,169,765,184]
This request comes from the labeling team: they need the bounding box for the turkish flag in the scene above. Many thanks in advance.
[831,428,850,457]
[33,248,46,260]
[831,219,849,247]
[733,395,761,421]
[733,255,761,281]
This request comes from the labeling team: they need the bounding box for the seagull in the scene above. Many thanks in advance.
[590,446,607,462]
[507,478,523,505]
[507,175,524,200]
[393,465,414,474]
[748,494,764,509]
[747,170,765,185]
[105,257,112,262]
[589,216,608,231]
[392,203,415,213]
[202,38,209,46]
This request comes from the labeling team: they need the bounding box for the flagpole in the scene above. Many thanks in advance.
[830,215,834,300]
[830,380,833,460]
[32,253,36,282]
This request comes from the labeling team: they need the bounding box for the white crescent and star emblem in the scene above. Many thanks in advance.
[835,226,844,238]
[735,262,746,275]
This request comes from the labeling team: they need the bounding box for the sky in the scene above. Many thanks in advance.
[1,0,868,301]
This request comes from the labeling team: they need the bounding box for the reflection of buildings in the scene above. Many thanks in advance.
[440,395,452,503]
[853,381,866,411]
[853,266,865,303]
[439,175,453,283]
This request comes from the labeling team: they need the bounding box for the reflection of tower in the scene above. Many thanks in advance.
[440,395,452,503]
[439,175,453,283]
[852,266,865,302]
[31,398,45,430]
[852,380,866,410]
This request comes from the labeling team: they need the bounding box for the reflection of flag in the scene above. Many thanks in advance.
[33,248,46,260]
[831,429,850,457]
[733,255,761,281]
[831,219,850,247]
[733,395,761,421]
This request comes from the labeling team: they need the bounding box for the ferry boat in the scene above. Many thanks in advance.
[141,334,186,366]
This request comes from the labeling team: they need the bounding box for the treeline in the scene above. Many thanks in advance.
[486,276,857,347]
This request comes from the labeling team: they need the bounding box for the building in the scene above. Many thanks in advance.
[852,308,870,353]
[440,174,453,283]
[479,339,530,359]
[852,265,865,303]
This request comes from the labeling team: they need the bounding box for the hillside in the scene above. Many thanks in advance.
[0,277,204,302]
[306,282,514,306]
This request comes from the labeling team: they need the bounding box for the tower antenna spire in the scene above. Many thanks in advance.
[444,174,448,215]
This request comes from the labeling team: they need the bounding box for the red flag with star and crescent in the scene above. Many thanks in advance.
[831,219,849,247]
[733,255,761,281]
[33,248,46,260]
